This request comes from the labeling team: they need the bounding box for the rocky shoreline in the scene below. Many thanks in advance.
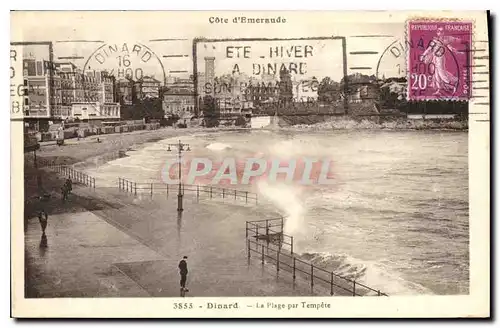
[284,118,468,131]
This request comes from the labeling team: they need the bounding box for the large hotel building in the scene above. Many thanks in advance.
[23,58,121,121]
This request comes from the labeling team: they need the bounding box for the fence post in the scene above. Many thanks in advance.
[245,222,248,238]
[167,183,169,196]
[134,182,137,196]
[378,290,381,296]
[93,177,95,189]
[151,183,153,197]
[353,281,356,296]
[256,225,259,239]
[126,180,129,192]
[197,185,199,200]
[223,189,225,198]
[291,236,294,254]
[277,250,280,273]
[245,191,248,204]
[266,219,269,236]
[293,258,296,280]
[118,178,121,191]
[261,245,264,264]
[234,190,237,200]
[210,187,213,199]
[311,264,314,287]
[281,217,284,233]
[330,272,334,296]
[247,239,251,259]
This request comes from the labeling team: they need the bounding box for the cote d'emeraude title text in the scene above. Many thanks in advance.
[209,16,287,24]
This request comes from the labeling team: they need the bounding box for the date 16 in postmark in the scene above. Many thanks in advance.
[408,20,472,101]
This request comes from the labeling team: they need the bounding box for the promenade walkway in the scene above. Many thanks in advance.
[25,181,333,297]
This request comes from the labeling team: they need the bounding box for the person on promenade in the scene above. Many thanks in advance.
[61,178,72,202]
[65,178,73,194]
[178,256,189,292]
[38,210,48,235]
[61,183,68,202]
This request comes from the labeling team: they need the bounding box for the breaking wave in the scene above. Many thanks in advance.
[206,142,232,151]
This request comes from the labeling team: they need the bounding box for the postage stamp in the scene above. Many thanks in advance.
[407,20,473,101]
[10,11,489,319]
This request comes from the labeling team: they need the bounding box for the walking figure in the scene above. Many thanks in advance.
[61,178,72,202]
[178,256,189,295]
[65,178,73,194]
[38,210,48,235]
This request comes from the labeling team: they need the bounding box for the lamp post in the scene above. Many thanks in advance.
[167,140,190,212]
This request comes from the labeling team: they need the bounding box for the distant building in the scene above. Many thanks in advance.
[163,77,195,117]
[23,58,120,121]
[341,83,379,104]
[116,78,134,106]
[139,76,161,99]
[71,102,120,120]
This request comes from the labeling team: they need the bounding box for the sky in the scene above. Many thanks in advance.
[11,11,416,84]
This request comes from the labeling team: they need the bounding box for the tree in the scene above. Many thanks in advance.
[202,95,220,128]
[120,98,164,120]
[318,77,340,103]
[234,115,247,127]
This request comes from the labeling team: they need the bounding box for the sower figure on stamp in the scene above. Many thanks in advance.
[178,256,189,293]
[420,27,461,96]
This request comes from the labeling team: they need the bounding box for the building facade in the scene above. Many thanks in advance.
[23,58,120,121]
[163,77,195,117]
[139,76,161,99]
[116,78,134,106]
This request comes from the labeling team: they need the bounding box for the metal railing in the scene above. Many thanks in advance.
[245,218,388,297]
[246,218,294,254]
[118,178,258,205]
[47,164,96,189]
[247,239,388,297]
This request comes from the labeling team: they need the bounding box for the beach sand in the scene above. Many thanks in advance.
[34,127,206,166]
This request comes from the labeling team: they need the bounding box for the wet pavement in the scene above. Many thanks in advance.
[25,182,335,297]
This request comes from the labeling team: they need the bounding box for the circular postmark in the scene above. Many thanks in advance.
[82,42,167,104]
[376,31,466,101]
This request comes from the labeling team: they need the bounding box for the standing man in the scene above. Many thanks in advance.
[38,210,48,235]
[178,256,189,292]
[65,178,73,194]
